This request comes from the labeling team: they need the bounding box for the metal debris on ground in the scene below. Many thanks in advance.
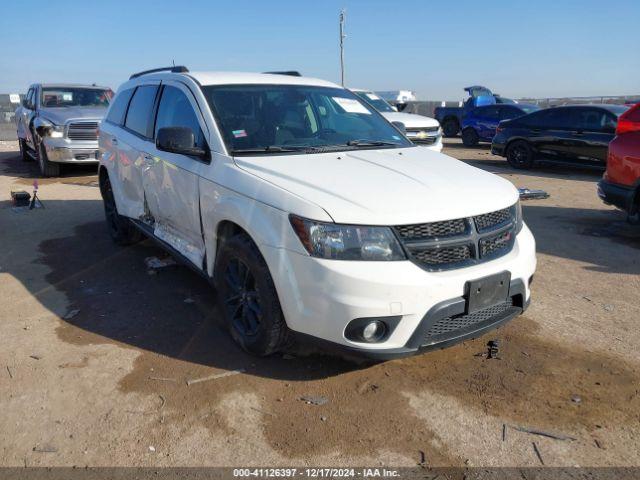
[250,407,277,417]
[518,188,550,200]
[186,368,245,386]
[33,444,58,453]
[532,442,544,465]
[145,256,177,270]
[6,365,13,379]
[63,309,80,320]
[502,424,507,442]
[511,425,577,441]
[418,450,427,468]
[148,446,156,452]
[320,416,327,422]
[571,394,582,404]
[149,376,177,382]
[487,340,500,359]
[300,395,329,406]
[29,355,42,360]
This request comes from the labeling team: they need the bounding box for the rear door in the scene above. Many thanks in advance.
[113,82,160,219]
[472,106,499,140]
[21,87,37,148]
[142,81,209,268]
[569,107,616,164]
[527,107,574,159]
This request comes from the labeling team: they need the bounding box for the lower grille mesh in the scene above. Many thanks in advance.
[423,300,514,342]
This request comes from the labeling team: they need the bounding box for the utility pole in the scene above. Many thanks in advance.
[339,9,346,86]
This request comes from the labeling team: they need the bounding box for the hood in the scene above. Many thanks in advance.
[381,111,439,129]
[38,106,107,125]
[234,147,519,225]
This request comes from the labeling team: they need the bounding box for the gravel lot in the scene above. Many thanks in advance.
[0,138,638,468]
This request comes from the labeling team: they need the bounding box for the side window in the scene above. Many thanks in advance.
[485,106,501,120]
[124,85,159,138]
[154,85,206,149]
[500,107,521,120]
[26,88,34,109]
[573,108,610,132]
[106,88,134,126]
[531,108,572,129]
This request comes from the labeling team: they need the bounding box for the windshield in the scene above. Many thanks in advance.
[201,84,412,155]
[353,91,395,113]
[40,87,112,108]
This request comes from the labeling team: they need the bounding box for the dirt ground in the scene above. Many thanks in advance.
[0,138,638,468]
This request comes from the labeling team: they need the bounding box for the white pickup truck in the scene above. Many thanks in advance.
[98,67,536,359]
[352,89,442,151]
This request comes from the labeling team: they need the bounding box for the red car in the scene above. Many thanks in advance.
[598,103,640,223]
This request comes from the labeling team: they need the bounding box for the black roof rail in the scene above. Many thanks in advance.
[263,71,301,77]
[129,66,189,80]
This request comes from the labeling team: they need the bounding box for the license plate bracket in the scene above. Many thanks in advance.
[466,271,511,314]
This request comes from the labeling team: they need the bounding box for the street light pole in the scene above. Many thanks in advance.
[339,9,346,86]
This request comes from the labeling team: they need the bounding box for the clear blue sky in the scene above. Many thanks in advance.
[1,0,638,100]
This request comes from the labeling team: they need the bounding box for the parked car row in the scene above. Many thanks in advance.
[10,67,638,359]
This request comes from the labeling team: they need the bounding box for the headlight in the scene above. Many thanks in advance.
[289,215,406,261]
[37,119,64,138]
[514,200,523,234]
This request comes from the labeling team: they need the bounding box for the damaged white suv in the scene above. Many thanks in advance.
[98,67,536,359]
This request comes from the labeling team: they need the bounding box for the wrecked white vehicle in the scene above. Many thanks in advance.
[98,67,536,359]
[15,83,112,176]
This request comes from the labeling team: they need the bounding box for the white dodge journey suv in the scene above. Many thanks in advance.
[98,66,536,359]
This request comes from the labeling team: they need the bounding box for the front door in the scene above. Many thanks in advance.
[142,81,209,269]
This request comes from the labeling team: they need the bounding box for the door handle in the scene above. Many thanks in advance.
[111,138,118,145]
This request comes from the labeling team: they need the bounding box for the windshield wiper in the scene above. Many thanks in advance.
[231,145,316,154]
[345,140,400,147]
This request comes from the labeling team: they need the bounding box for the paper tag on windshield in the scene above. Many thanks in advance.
[63,93,73,101]
[366,93,381,100]
[232,129,248,138]
[333,97,370,114]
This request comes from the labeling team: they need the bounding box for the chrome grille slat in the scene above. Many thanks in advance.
[394,205,517,271]
[67,121,99,141]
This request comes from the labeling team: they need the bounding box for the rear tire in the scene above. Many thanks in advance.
[214,234,289,356]
[99,173,143,245]
[36,141,60,177]
[442,118,460,137]
[506,140,534,169]
[461,128,480,147]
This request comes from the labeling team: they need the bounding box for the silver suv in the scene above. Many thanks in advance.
[15,83,113,176]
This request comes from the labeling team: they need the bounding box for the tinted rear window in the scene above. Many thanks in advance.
[124,85,159,137]
[106,88,134,125]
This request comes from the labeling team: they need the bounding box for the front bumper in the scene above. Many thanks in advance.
[597,179,635,213]
[262,225,536,358]
[43,137,100,163]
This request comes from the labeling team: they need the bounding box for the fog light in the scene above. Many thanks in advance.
[362,320,386,342]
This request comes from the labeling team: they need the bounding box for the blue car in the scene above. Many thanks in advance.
[461,103,539,146]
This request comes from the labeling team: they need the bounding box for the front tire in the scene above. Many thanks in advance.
[215,234,289,356]
[506,140,534,169]
[36,141,60,177]
[461,128,480,147]
[19,138,32,162]
[99,173,142,245]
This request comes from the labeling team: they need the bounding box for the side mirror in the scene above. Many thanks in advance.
[392,121,406,134]
[156,127,207,158]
